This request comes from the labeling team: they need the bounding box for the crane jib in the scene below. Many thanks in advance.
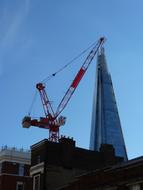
[70,38,104,90]
[71,68,85,89]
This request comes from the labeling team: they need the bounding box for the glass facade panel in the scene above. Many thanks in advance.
[90,48,127,161]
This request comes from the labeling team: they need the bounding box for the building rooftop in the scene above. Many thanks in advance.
[0,146,31,164]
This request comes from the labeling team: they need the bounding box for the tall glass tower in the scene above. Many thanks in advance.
[90,48,128,161]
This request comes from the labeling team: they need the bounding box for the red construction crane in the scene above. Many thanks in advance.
[22,37,105,142]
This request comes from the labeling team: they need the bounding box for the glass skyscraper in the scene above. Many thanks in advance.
[90,48,128,161]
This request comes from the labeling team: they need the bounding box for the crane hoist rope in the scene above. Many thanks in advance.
[41,39,103,83]
[28,90,38,116]
[22,37,105,142]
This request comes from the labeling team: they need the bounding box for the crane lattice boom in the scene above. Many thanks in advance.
[55,37,105,117]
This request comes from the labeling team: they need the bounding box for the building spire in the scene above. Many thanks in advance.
[90,48,128,161]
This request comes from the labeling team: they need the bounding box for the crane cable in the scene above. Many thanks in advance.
[41,40,99,83]
[28,90,38,116]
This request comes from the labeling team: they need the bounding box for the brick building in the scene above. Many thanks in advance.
[30,138,143,190]
[0,146,32,190]
[59,156,143,190]
[30,137,123,190]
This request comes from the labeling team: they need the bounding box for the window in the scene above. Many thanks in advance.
[16,182,24,190]
[37,155,41,164]
[130,184,140,190]
[0,163,2,173]
[19,164,24,176]
[33,174,40,190]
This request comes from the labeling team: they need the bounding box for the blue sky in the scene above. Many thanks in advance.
[0,0,143,159]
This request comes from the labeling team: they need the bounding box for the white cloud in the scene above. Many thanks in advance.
[25,0,31,16]
[0,0,31,48]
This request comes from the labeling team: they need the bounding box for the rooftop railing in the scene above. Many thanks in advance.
[0,146,30,153]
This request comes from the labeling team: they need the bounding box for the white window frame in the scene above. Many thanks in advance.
[33,174,40,190]
[130,184,140,190]
[16,181,24,190]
